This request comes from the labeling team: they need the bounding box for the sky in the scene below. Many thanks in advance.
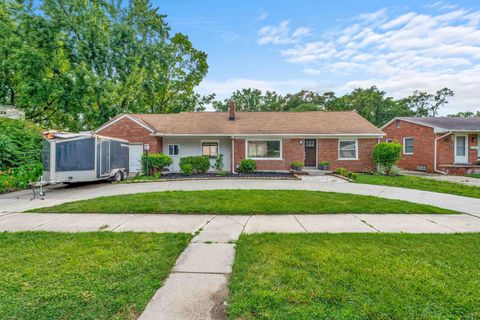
[157,0,480,114]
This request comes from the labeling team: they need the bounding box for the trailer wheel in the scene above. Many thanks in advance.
[113,171,122,182]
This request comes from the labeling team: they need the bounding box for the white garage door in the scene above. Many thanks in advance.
[129,144,143,173]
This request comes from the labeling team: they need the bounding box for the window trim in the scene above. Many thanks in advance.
[201,140,220,158]
[245,139,283,160]
[168,144,180,156]
[338,139,358,160]
[403,137,414,155]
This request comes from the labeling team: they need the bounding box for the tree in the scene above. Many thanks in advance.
[0,0,209,130]
[403,88,454,117]
[213,89,286,112]
[448,111,480,117]
[372,142,402,176]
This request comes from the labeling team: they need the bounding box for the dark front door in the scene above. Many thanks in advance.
[304,139,316,167]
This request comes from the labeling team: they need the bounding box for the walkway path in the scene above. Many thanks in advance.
[2,179,480,216]
[2,212,479,320]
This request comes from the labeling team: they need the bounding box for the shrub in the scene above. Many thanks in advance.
[0,163,43,194]
[290,161,304,167]
[319,161,330,165]
[180,163,193,175]
[142,153,173,175]
[179,156,210,174]
[238,159,256,173]
[0,117,43,170]
[335,167,359,180]
[372,142,402,176]
[215,154,224,171]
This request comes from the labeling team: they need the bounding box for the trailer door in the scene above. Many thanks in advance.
[98,139,111,176]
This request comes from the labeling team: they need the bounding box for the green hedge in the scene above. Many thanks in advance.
[141,153,173,175]
[372,142,402,176]
[0,117,43,170]
[179,156,210,174]
[238,159,256,173]
[0,163,43,194]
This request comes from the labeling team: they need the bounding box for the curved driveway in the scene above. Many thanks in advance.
[1,178,479,216]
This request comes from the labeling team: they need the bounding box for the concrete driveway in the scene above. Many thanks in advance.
[1,179,480,216]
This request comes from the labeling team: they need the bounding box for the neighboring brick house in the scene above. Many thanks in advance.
[382,117,480,175]
[96,102,384,173]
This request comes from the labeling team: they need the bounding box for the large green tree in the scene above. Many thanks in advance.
[0,0,209,130]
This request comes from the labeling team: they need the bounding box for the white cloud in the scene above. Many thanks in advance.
[257,20,310,45]
[257,13,268,20]
[269,6,480,113]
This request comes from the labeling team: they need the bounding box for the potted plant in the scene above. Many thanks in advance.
[319,161,330,170]
[290,161,304,171]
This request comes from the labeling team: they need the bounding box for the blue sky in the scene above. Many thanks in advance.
[157,0,480,114]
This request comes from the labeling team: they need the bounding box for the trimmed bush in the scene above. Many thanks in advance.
[179,156,210,174]
[238,159,256,173]
[180,163,193,175]
[372,142,402,176]
[335,167,358,180]
[142,153,173,175]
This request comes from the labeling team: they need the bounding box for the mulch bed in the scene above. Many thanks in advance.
[125,172,299,183]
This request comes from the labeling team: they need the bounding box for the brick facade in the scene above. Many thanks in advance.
[233,138,377,172]
[96,117,163,153]
[317,138,377,172]
[383,119,480,174]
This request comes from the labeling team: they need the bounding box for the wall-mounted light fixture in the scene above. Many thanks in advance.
[472,136,477,143]
[299,140,303,145]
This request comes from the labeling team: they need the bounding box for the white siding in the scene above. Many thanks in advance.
[162,137,231,172]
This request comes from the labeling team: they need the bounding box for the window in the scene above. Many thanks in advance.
[338,140,358,160]
[247,140,281,159]
[385,139,393,143]
[168,144,179,156]
[396,120,401,128]
[202,141,218,158]
[403,138,414,154]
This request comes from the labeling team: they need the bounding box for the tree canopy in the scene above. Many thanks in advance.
[212,87,459,126]
[0,0,210,130]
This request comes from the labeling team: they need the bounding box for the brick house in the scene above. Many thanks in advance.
[95,102,384,173]
[382,117,480,175]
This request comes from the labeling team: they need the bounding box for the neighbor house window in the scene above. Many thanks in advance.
[168,144,179,156]
[247,140,281,159]
[202,141,218,158]
[385,139,393,143]
[338,140,358,160]
[403,138,414,154]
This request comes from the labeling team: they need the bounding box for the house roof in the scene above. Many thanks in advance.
[382,117,480,132]
[98,111,385,136]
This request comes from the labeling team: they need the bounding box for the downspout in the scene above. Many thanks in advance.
[231,136,235,173]
[434,131,452,175]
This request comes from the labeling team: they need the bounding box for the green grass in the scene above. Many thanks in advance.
[0,232,191,320]
[355,173,480,199]
[28,190,456,214]
[229,233,480,320]
[465,173,480,179]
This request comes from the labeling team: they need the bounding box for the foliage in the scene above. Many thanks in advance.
[0,232,191,319]
[141,153,172,175]
[180,163,193,175]
[335,167,358,179]
[448,111,480,117]
[319,161,330,165]
[214,153,224,171]
[229,233,480,319]
[0,163,42,193]
[179,156,210,173]
[0,0,209,130]
[355,174,480,199]
[290,161,304,168]
[0,117,43,169]
[32,190,456,214]
[238,159,256,173]
[372,142,402,176]
[212,87,457,127]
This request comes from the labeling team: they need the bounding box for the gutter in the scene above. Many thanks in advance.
[434,131,452,175]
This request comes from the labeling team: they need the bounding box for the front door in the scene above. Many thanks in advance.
[454,134,468,164]
[304,139,317,167]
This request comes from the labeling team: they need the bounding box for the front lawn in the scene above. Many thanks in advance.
[465,173,480,179]
[229,233,480,320]
[0,232,191,319]
[355,173,480,199]
[29,190,455,214]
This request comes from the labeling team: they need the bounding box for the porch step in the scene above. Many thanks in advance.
[302,168,333,176]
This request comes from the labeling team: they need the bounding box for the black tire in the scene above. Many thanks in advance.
[121,170,128,180]
[113,171,122,182]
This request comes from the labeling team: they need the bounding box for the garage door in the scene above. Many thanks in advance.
[129,144,143,173]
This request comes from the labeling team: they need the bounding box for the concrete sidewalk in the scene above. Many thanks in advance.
[2,212,479,234]
[401,170,480,187]
[1,179,480,216]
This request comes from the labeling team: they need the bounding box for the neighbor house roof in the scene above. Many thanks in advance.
[96,111,384,137]
[382,117,480,133]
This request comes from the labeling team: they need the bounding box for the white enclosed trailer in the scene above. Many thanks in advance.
[42,131,129,184]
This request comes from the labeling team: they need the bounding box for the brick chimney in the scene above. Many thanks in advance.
[229,99,236,120]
